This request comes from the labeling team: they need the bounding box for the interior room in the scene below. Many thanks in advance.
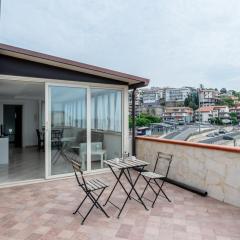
[0,80,45,183]
[0,80,123,183]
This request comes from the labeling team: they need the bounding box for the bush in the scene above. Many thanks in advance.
[129,113,162,128]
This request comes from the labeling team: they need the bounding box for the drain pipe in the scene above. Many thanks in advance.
[132,88,136,156]
[165,178,208,197]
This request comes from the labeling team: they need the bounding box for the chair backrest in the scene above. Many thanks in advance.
[153,152,173,178]
[52,129,64,140]
[61,148,86,187]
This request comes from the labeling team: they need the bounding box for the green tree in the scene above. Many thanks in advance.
[220,88,227,94]
[215,117,223,125]
[129,117,133,129]
[217,97,235,107]
[233,91,240,100]
[230,112,238,125]
[184,92,198,110]
[209,117,223,125]
[129,113,162,128]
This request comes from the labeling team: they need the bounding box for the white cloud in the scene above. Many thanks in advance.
[1,0,240,90]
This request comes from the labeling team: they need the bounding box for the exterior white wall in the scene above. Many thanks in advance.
[165,88,191,102]
[200,112,211,122]
[137,138,240,207]
[0,99,39,147]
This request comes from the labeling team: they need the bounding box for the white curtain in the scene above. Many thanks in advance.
[92,90,122,132]
[54,89,122,132]
[115,92,121,132]
[64,98,86,128]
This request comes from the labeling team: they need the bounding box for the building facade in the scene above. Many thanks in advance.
[198,89,219,106]
[165,87,193,106]
[162,107,193,123]
[0,43,149,186]
[196,105,230,123]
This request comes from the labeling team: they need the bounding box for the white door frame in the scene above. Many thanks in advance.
[45,81,127,178]
[0,75,128,184]
[45,82,90,178]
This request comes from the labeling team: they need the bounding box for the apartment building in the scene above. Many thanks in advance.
[128,89,142,116]
[198,89,219,106]
[162,107,193,123]
[196,105,230,123]
[142,87,165,106]
[165,87,193,106]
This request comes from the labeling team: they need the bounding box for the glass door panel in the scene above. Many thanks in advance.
[91,89,122,170]
[48,86,87,175]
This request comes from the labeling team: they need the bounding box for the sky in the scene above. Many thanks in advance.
[0,0,240,90]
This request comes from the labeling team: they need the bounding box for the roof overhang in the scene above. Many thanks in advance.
[0,43,149,88]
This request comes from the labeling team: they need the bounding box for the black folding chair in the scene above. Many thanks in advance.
[61,149,109,224]
[52,129,64,164]
[36,129,44,151]
[140,152,173,208]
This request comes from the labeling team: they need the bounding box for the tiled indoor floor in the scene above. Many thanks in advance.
[0,173,240,240]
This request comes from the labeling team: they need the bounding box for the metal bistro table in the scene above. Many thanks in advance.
[104,158,149,218]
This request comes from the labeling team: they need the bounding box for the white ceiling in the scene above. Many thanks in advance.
[0,80,44,100]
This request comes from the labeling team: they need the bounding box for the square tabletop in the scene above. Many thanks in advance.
[104,158,149,169]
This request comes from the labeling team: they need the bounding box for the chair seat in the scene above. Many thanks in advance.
[85,179,109,191]
[141,171,164,179]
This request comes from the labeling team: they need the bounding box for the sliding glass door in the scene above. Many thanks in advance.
[46,84,123,176]
[91,89,122,170]
[48,85,87,176]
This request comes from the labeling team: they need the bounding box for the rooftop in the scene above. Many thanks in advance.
[0,173,240,240]
[196,106,229,112]
[0,43,149,88]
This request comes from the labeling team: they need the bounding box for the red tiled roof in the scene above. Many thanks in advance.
[196,106,214,112]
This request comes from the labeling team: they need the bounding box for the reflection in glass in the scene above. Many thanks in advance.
[91,89,122,170]
[49,86,87,175]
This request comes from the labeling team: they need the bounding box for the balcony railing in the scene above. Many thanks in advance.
[136,136,240,207]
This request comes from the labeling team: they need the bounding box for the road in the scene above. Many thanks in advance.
[171,127,198,141]
[164,124,214,141]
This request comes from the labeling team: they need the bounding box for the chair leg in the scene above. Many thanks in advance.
[81,189,109,225]
[150,179,171,209]
[140,177,152,199]
[152,183,162,208]
[89,190,109,218]
[154,179,171,203]
[88,192,99,209]
[73,195,88,214]
[141,176,169,208]
[74,191,101,216]
[37,141,41,151]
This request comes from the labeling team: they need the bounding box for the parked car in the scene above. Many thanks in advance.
[219,129,227,134]
[178,120,185,125]
[207,133,215,137]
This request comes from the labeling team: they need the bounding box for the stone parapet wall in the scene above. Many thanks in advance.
[136,137,240,207]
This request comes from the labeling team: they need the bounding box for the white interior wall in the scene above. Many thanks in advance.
[0,99,39,147]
